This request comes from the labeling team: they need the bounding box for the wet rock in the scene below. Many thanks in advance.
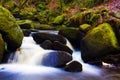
[0,6,23,51]
[81,23,120,63]
[64,61,82,72]
[41,51,72,67]
[32,32,66,44]
[102,54,120,66]
[52,41,73,55]
[40,40,53,49]
[88,61,103,66]
[59,27,84,49]
[0,34,5,63]
[41,40,73,54]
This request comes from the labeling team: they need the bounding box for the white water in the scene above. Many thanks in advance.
[0,37,103,80]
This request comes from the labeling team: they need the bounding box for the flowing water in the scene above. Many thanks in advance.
[0,31,120,80]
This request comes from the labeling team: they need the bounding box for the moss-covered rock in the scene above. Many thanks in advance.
[53,14,66,25]
[81,23,120,62]
[33,22,55,30]
[0,6,23,51]
[17,20,34,29]
[0,34,5,63]
[106,18,120,45]
[67,7,109,27]
[59,27,84,49]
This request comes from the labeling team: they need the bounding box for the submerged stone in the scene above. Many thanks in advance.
[81,23,120,62]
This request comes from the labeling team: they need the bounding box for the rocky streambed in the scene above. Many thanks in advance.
[0,1,120,80]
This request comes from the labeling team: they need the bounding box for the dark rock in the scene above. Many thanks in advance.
[81,23,120,63]
[41,51,72,67]
[52,41,73,55]
[88,61,103,66]
[40,40,53,49]
[102,54,120,66]
[0,34,5,63]
[64,61,82,72]
[59,27,84,49]
[32,32,66,44]
[22,29,31,36]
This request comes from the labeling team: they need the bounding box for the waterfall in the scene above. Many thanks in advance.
[8,36,102,74]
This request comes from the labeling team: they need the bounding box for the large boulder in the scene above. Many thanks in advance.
[0,6,23,51]
[81,23,120,63]
[0,34,5,62]
[41,51,72,67]
[32,32,66,44]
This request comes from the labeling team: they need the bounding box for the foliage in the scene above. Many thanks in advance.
[37,9,59,24]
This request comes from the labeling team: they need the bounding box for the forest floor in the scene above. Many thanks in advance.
[104,0,120,13]
[103,0,120,20]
